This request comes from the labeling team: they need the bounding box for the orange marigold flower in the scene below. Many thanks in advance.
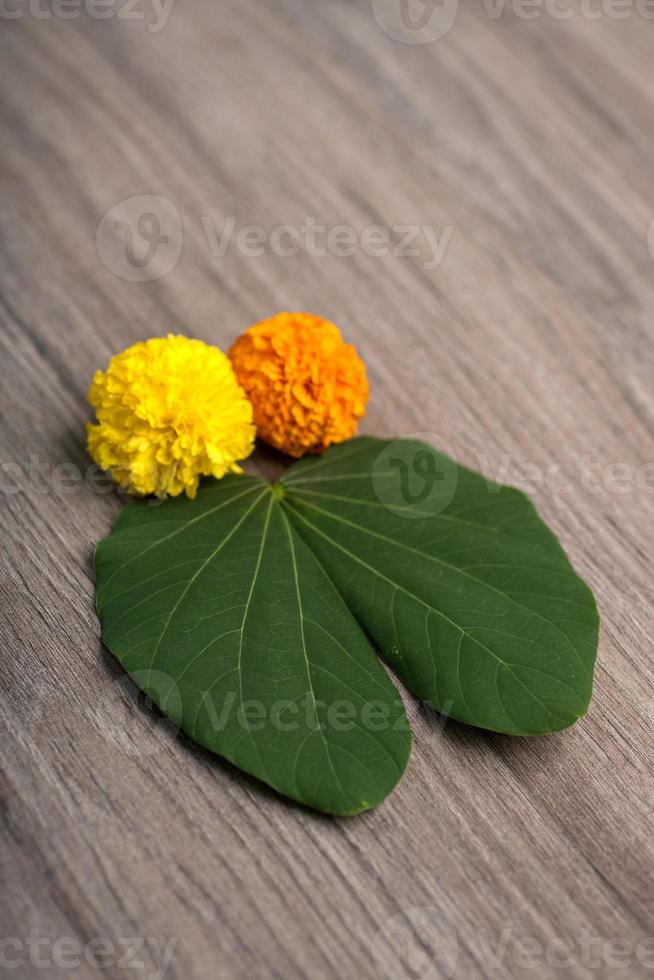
[228,312,369,458]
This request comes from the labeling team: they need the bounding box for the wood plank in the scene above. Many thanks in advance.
[1,2,653,977]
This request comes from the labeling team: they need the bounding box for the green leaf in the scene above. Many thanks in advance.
[94,476,412,816]
[281,438,599,737]
[95,437,599,814]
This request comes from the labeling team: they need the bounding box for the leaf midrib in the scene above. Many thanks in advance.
[286,496,590,681]
[146,489,269,684]
[280,508,348,804]
[285,502,577,731]
[286,486,567,561]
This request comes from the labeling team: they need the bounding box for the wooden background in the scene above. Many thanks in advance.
[1,1,653,977]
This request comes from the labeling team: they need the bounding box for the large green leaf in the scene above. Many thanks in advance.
[282,438,599,737]
[95,437,599,814]
[94,476,412,815]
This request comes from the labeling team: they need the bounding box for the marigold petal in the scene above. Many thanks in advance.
[85,334,255,498]
[228,312,368,457]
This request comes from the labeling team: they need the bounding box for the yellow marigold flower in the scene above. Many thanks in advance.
[86,335,255,498]
[228,312,369,457]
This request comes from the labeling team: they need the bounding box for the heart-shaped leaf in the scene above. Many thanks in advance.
[95,475,412,815]
[95,437,599,814]
[282,438,599,738]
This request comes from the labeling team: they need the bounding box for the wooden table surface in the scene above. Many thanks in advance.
[2,2,653,978]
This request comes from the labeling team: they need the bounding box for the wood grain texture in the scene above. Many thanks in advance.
[1,1,653,977]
